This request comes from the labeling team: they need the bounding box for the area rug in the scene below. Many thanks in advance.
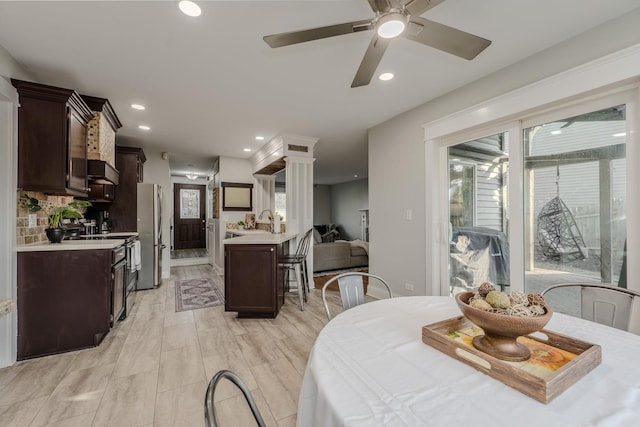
[313,268,368,292]
[175,277,225,312]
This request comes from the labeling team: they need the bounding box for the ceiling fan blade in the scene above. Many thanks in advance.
[368,0,402,12]
[264,19,373,48]
[351,35,391,88]
[402,16,491,60]
[404,0,446,17]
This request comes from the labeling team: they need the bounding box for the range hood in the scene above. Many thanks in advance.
[88,159,119,185]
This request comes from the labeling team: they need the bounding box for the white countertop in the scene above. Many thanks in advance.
[225,229,269,236]
[17,239,126,252]
[223,231,297,245]
[80,232,139,238]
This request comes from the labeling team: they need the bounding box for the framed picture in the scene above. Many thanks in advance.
[221,182,253,211]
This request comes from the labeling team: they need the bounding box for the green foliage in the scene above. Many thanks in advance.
[20,195,92,228]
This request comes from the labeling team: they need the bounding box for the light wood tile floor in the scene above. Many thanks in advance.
[0,265,346,427]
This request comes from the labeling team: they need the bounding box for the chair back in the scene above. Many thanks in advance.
[542,283,640,331]
[321,272,392,320]
[205,370,266,427]
[295,229,313,259]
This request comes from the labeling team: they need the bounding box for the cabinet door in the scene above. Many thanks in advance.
[67,107,88,193]
[225,245,277,315]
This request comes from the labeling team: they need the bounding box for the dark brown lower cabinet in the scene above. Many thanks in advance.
[224,244,285,318]
[17,249,113,360]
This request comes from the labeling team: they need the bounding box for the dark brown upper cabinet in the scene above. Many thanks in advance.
[12,79,94,197]
[110,146,146,232]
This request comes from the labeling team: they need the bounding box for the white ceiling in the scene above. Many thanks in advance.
[1,0,639,184]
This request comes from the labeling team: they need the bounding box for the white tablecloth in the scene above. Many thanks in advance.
[297,296,640,427]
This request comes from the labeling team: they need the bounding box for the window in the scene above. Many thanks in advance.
[448,132,510,295]
[448,162,475,228]
[523,105,627,314]
[275,187,286,221]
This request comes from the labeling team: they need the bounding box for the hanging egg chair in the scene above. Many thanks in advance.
[537,195,587,261]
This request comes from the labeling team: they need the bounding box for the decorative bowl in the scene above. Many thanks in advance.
[455,291,553,361]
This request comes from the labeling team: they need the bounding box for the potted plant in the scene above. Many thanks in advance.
[21,195,92,243]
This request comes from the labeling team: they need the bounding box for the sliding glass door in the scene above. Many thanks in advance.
[445,96,630,315]
[448,132,510,295]
[523,105,627,316]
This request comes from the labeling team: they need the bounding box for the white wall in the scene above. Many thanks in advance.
[331,178,368,240]
[141,148,172,279]
[313,184,331,224]
[369,9,640,297]
[0,49,33,368]
[219,156,256,224]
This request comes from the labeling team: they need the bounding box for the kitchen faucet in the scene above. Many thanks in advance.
[259,209,274,232]
[258,209,273,220]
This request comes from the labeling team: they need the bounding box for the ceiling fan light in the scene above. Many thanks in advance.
[377,13,406,39]
[179,1,201,17]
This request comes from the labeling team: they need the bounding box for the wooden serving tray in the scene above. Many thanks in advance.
[422,316,602,403]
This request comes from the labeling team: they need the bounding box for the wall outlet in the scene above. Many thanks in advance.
[28,213,37,228]
[404,283,414,291]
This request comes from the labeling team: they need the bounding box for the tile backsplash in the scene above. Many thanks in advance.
[16,191,75,245]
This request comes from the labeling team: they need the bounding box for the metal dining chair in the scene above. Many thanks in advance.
[280,228,313,311]
[321,272,392,320]
[204,370,266,427]
[542,283,640,331]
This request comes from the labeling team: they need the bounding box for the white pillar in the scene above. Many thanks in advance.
[254,174,275,218]
[0,78,18,368]
[285,156,314,235]
[286,155,315,277]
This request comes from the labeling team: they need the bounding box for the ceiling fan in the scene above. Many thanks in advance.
[263,0,491,88]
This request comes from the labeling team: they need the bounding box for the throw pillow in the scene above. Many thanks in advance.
[313,229,322,244]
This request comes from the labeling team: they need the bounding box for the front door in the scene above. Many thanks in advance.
[174,183,206,250]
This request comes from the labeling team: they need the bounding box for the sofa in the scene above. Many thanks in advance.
[312,226,368,272]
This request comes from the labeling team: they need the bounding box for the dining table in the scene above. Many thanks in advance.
[297,296,640,427]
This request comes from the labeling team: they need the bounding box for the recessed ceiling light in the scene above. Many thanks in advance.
[551,130,562,135]
[379,72,394,81]
[179,1,201,17]
[354,174,359,178]
[131,104,145,110]
[185,174,198,180]
[613,132,626,137]
[138,125,151,131]
[243,148,252,152]
[256,136,265,141]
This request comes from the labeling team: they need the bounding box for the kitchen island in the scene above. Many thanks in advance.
[223,231,297,318]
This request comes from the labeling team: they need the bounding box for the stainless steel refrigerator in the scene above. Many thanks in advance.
[137,183,164,289]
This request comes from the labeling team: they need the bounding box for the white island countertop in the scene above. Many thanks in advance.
[223,231,297,245]
[17,239,126,252]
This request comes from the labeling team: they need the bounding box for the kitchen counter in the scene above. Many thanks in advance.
[17,239,126,252]
[224,232,297,318]
[223,231,296,245]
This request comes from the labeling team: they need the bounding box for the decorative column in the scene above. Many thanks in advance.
[254,174,275,219]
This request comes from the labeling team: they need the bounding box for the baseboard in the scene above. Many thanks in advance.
[170,257,210,267]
